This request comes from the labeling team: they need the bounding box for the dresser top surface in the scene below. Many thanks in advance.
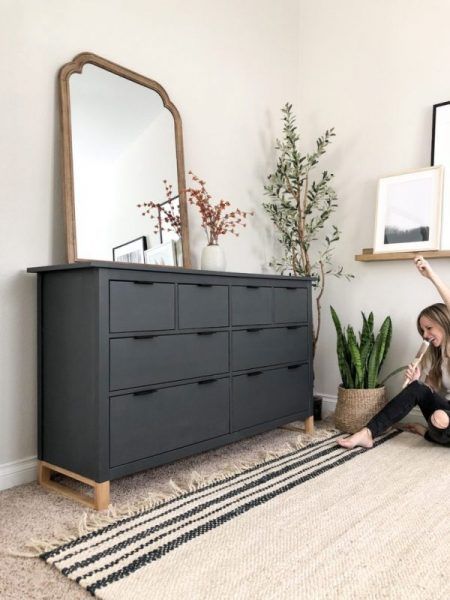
[27,261,313,282]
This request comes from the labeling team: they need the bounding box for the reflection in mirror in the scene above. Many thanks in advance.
[137,179,182,265]
[59,53,190,266]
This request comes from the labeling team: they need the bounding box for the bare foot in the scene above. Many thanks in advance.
[337,427,374,449]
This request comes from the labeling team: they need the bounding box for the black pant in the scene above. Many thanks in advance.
[366,380,450,445]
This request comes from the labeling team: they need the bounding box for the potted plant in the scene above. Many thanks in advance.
[330,306,403,433]
[264,103,353,419]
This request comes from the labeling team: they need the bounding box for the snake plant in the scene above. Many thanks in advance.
[330,306,393,389]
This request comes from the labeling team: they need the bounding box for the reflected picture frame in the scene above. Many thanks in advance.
[431,101,450,249]
[373,166,443,253]
[144,240,176,266]
[112,236,147,263]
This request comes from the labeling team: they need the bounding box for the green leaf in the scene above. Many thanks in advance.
[330,306,354,387]
[379,364,407,386]
[347,326,363,387]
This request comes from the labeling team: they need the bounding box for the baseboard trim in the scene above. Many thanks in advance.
[0,456,37,491]
[315,391,426,424]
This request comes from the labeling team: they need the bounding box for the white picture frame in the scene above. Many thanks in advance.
[373,166,443,253]
[431,101,450,249]
[144,240,177,266]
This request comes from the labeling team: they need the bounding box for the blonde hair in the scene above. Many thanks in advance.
[416,303,450,390]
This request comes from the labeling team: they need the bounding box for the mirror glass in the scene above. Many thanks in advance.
[59,53,190,266]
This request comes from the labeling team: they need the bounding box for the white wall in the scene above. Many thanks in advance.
[297,0,450,398]
[5,0,449,489]
[0,0,300,485]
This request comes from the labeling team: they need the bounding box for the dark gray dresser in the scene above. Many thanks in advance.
[27,262,313,508]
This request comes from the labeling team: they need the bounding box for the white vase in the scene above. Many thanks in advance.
[201,244,226,271]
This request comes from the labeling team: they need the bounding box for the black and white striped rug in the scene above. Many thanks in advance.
[40,430,450,599]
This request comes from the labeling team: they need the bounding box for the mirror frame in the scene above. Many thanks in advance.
[58,52,191,267]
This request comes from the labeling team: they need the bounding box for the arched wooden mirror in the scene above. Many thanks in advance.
[59,52,191,267]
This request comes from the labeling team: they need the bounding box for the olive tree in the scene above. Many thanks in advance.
[263,103,353,356]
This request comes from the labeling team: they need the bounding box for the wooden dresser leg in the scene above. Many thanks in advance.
[304,415,314,434]
[37,460,110,510]
[280,415,315,433]
[94,481,110,511]
[38,461,51,485]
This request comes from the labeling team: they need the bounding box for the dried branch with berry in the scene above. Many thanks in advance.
[137,180,182,238]
[186,171,253,245]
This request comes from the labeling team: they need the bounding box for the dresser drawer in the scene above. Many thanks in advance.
[232,326,308,371]
[110,378,230,467]
[110,332,229,390]
[274,287,307,323]
[232,364,310,431]
[178,284,229,329]
[110,281,175,332]
[231,285,272,325]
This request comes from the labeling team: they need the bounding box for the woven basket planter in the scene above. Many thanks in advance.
[334,386,387,433]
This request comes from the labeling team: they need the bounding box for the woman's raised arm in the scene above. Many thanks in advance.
[414,256,450,311]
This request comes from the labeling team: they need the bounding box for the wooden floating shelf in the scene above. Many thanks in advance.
[355,249,450,262]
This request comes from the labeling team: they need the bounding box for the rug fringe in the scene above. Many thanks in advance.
[19,427,338,557]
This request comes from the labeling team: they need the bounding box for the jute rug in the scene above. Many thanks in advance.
[33,431,450,599]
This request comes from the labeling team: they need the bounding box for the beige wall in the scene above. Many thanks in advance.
[0,0,300,482]
[298,0,450,398]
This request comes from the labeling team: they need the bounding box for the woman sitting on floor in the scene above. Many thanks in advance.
[338,256,450,449]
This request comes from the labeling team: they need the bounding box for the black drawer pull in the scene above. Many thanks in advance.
[247,370,263,377]
[246,328,261,332]
[245,285,260,289]
[286,325,300,330]
[196,331,216,336]
[133,334,156,340]
[133,281,154,285]
[198,378,218,385]
[133,389,157,396]
[284,287,296,291]
[196,283,213,287]
[288,364,301,370]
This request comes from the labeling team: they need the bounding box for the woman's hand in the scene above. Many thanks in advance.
[405,363,421,384]
[414,255,434,279]
[414,254,450,310]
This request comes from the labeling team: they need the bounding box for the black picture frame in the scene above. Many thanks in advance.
[431,101,450,166]
[112,236,147,263]
[431,101,450,250]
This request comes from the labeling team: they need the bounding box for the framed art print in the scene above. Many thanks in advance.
[431,101,450,249]
[112,236,147,263]
[373,166,443,253]
[144,240,177,266]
